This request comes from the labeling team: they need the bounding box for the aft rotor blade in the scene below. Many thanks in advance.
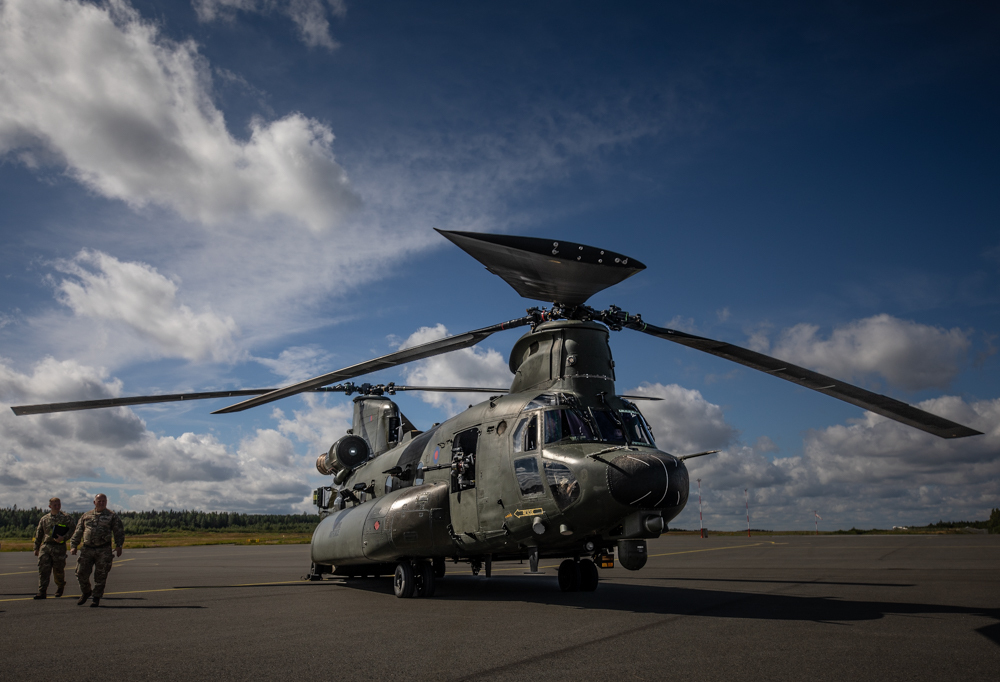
[11,389,280,416]
[212,316,535,414]
[392,386,510,393]
[626,321,982,439]
[10,385,513,416]
[12,385,373,416]
[391,386,662,401]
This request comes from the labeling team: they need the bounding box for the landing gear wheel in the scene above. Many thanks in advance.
[433,557,446,579]
[416,561,436,598]
[393,561,415,598]
[558,559,581,592]
[579,559,599,591]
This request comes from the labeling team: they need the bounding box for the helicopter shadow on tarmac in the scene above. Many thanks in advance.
[338,574,1000,647]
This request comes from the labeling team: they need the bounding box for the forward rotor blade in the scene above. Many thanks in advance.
[212,316,535,414]
[626,321,982,439]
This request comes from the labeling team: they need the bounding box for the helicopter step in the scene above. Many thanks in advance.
[558,558,600,592]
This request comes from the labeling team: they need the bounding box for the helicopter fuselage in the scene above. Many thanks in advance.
[310,319,690,576]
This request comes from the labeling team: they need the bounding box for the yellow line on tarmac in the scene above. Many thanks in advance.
[0,578,319,603]
[0,557,137,578]
[649,540,785,559]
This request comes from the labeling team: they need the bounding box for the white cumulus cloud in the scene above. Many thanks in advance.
[627,382,738,455]
[0,0,359,232]
[193,0,346,50]
[53,249,239,362]
[399,324,513,416]
[0,357,321,512]
[752,314,971,391]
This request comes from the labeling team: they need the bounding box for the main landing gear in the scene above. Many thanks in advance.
[558,558,599,592]
[393,560,436,599]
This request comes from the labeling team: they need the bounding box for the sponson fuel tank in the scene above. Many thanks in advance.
[311,481,451,568]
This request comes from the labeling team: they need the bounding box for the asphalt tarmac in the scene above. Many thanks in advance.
[2,534,998,681]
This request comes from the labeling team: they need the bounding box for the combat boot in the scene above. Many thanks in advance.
[89,597,101,608]
[55,586,64,598]
[77,593,90,605]
[33,591,46,599]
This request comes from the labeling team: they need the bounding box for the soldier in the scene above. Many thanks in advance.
[70,493,124,608]
[33,497,75,599]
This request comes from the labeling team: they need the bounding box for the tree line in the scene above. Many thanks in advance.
[0,507,320,538]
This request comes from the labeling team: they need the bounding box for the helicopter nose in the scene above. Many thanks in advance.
[607,452,688,509]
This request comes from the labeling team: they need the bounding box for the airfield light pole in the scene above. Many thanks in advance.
[745,488,751,538]
[815,510,822,535]
[698,479,705,539]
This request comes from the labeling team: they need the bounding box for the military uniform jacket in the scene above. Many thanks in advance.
[34,512,76,551]
[70,509,124,550]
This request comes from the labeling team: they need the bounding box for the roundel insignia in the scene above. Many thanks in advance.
[374,520,380,531]
[433,448,439,463]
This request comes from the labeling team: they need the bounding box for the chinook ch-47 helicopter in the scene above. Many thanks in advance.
[13,230,983,598]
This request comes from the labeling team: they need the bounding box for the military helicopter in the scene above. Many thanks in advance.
[12,230,983,598]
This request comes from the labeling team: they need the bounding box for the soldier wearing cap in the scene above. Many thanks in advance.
[33,497,75,599]
[70,493,124,607]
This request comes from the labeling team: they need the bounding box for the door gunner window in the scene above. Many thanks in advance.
[451,427,479,492]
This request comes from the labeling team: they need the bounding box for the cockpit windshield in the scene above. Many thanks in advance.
[619,409,655,446]
[590,409,626,444]
[520,394,656,447]
[543,407,599,445]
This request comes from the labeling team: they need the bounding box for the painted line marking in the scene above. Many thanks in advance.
[649,540,785,558]
[0,557,137,577]
[0,578,322,602]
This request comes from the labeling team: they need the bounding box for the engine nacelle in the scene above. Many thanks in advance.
[315,435,370,476]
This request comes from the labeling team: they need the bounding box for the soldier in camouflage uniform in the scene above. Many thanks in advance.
[70,493,124,608]
[33,497,76,599]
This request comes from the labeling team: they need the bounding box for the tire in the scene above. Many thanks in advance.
[579,559,599,592]
[393,561,415,598]
[433,557,446,579]
[417,561,436,598]
[558,559,581,592]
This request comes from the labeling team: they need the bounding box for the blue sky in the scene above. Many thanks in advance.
[1,0,997,530]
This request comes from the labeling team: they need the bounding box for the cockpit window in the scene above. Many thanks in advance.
[590,409,627,444]
[512,414,538,453]
[590,408,655,446]
[514,456,545,497]
[525,393,558,410]
[543,408,599,445]
[545,462,580,510]
[619,409,655,446]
